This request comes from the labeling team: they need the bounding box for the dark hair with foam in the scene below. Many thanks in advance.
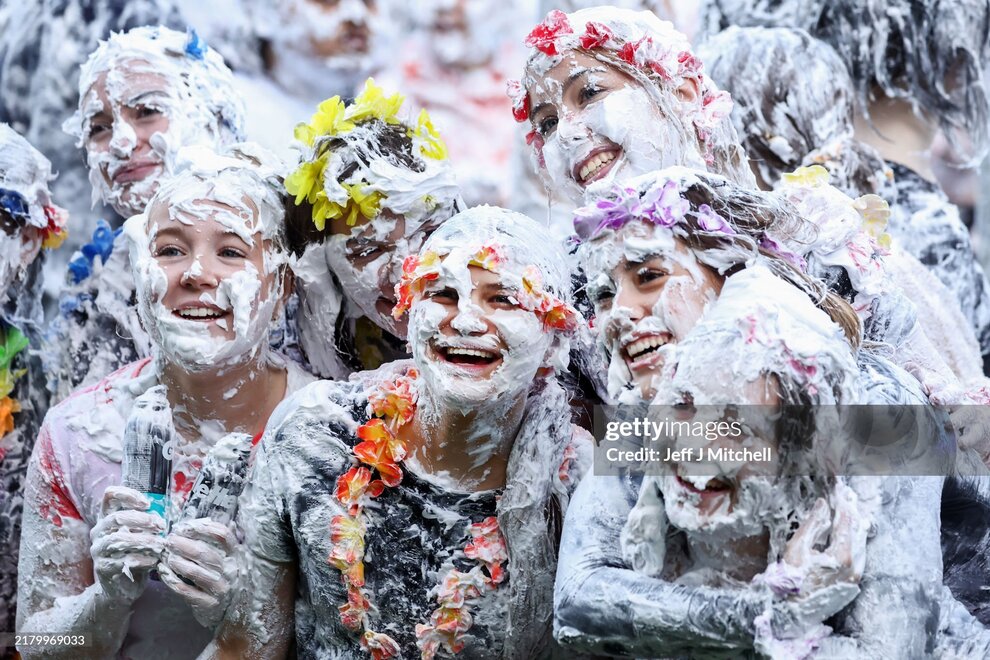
[700,26,890,195]
[702,0,990,162]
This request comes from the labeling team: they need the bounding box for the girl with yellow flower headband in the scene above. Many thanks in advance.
[0,123,66,636]
[284,79,463,379]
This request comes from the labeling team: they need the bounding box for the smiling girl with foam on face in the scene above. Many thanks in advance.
[510,6,752,207]
[16,145,315,659]
[553,167,988,657]
[52,25,248,402]
[203,206,590,659]
[65,26,245,220]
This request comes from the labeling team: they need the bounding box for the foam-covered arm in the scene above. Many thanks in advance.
[554,472,768,656]
[16,426,134,659]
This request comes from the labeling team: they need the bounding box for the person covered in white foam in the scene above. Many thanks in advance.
[701,0,990,377]
[52,25,246,401]
[16,144,315,659]
[554,167,986,657]
[284,80,463,379]
[202,206,591,659]
[0,123,69,636]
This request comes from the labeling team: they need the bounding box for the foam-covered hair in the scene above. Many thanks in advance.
[699,26,889,195]
[0,123,57,230]
[145,142,287,255]
[702,0,990,162]
[285,81,461,252]
[514,6,754,186]
[64,25,246,146]
[424,205,571,301]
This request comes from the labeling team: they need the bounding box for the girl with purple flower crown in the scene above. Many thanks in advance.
[555,166,987,657]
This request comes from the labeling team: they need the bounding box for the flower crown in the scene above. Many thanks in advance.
[573,179,735,243]
[508,10,732,165]
[285,80,449,232]
[392,243,579,333]
[0,187,69,250]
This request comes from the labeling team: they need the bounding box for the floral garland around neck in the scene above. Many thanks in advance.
[329,366,510,660]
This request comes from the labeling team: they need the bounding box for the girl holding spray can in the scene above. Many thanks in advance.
[16,145,314,659]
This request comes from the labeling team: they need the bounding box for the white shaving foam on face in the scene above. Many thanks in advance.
[64,26,245,218]
[540,82,706,204]
[124,144,287,374]
[407,207,571,413]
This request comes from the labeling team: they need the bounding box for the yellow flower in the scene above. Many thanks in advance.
[285,157,327,207]
[42,228,68,250]
[0,396,20,437]
[853,194,890,234]
[412,109,448,160]
[0,367,25,400]
[853,194,893,249]
[782,165,830,188]
[295,96,356,146]
[342,184,383,226]
[347,79,404,125]
[312,191,347,232]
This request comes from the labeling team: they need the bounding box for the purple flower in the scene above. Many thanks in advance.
[759,234,807,271]
[640,180,688,228]
[573,186,641,239]
[695,204,734,234]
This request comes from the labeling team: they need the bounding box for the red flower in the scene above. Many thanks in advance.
[525,9,573,56]
[329,515,367,586]
[542,300,579,333]
[368,371,418,431]
[338,584,371,631]
[464,517,509,585]
[677,51,702,76]
[525,129,546,168]
[507,80,530,123]
[580,22,613,49]
[512,94,530,122]
[335,466,385,515]
[617,38,640,64]
[354,419,405,486]
[361,631,401,659]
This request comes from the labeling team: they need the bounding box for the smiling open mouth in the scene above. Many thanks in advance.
[624,333,672,362]
[438,345,501,366]
[173,307,228,321]
[677,474,732,494]
[576,149,619,185]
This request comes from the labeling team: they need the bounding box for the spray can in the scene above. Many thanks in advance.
[120,385,174,522]
[180,432,253,526]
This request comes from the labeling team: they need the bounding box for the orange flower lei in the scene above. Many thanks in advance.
[329,367,510,659]
[392,243,579,333]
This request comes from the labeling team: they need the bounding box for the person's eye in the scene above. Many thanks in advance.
[87,121,111,139]
[219,246,246,259]
[357,245,384,260]
[135,105,163,119]
[537,115,558,136]
[154,245,183,258]
[591,286,614,306]
[427,287,457,303]
[491,293,519,308]
[348,243,387,263]
[637,267,667,285]
[580,85,604,103]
